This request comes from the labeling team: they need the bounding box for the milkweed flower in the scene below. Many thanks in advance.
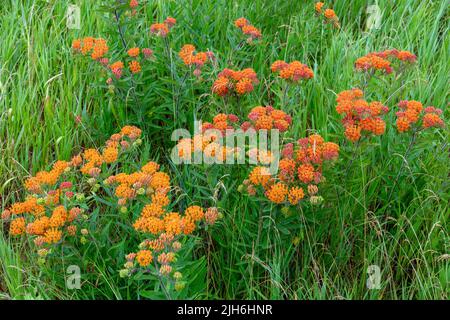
[314,2,340,28]
[243,106,292,133]
[136,250,153,267]
[3,125,145,252]
[174,113,242,164]
[91,38,108,60]
[129,0,138,8]
[395,100,444,132]
[10,217,26,235]
[164,17,176,28]
[205,207,219,225]
[179,44,214,77]
[288,186,305,205]
[212,68,259,96]
[234,17,262,42]
[142,48,153,59]
[355,49,417,75]
[127,47,140,57]
[266,182,288,204]
[150,23,169,37]
[271,60,314,82]
[129,60,141,74]
[110,61,124,79]
[72,37,109,60]
[245,133,339,207]
[335,88,389,142]
[72,38,154,84]
[324,9,337,20]
[150,17,176,37]
[234,18,249,28]
[106,157,219,278]
[315,2,324,13]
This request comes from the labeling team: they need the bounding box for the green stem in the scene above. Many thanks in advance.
[382,130,418,215]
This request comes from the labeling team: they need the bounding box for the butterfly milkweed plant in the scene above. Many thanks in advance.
[0,0,448,301]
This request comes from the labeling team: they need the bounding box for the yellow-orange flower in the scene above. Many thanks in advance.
[136,250,153,267]
[185,205,204,222]
[266,182,288,204]
[129,60,141,74]
[10,217,26,236]
[128,47,140,57]
[248,166,271,187]
[102,146,118,163]
[44,228,62,244]
[288,187,305,205]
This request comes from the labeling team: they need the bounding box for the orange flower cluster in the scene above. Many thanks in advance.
[6,202,85,246]
[314,2,340,29]
[72,37,109,60]
[244,134,339,206]
[109,61,124,78]
[241,106,292,132]
[178,44,215,77]
[271,60,314,82]
[127,47,140,57]
[72,37,153,80]
[3,179,86,246]
[396,100,444,132]
[234,17,262,41]
[126,47,153,61]
[175,108,293,165]
[129,60,141,74]
[2,126,143,253]
[150,17,176,37]
[24,161,71,193]
[355,49,417,74]
[118,162,219,278]
[201,113,240,134]
[79,126,142,177]
[175,132,239,164]
[335,89,389,142]
[104,161,170,207]
[212,68,259,96]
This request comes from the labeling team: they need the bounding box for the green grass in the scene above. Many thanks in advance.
[0,0,448,299]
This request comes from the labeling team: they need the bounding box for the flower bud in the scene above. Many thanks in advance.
[1,210,11,220]
[310,195,324,205]
[75,193,85,201]
[175,281,186,291]
[173,272,183,280]
[92,183,101,192]
[281,206,291,217]
[133,139,142,147]
[119,269,130,278]
[120,206,128,214]
[138,241,147,250]
[38,249,49,257]
[172,241,182,251]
